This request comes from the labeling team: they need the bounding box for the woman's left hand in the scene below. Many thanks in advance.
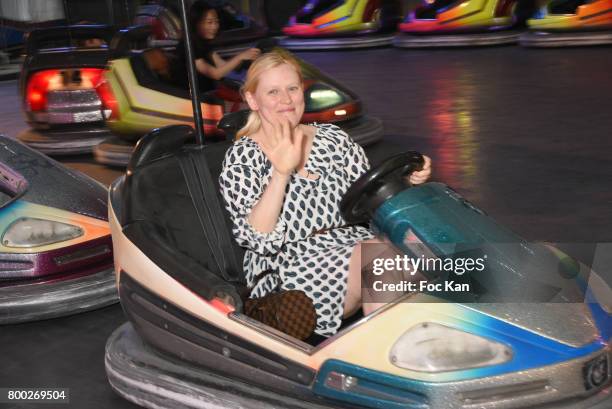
[408,155,432,185]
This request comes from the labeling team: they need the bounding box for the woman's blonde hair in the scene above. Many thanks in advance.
[236,49,303,139]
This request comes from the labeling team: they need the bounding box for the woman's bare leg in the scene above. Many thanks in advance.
[343,238,392,318]
[343,234,427,318]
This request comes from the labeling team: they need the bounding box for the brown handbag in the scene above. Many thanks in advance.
[244,290,317,341]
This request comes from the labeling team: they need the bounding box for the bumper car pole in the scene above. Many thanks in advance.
[106,0,114,25]
[179,0,205,146]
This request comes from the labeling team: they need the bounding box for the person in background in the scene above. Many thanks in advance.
[172,0,260,92]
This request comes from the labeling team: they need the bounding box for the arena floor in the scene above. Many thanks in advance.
[1,44,611,408]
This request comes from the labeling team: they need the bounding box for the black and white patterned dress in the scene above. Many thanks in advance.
[219,124,374,336]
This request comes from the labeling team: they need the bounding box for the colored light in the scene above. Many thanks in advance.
[25,69,61,112]
[26,68,104,112]
[96,76,120,120]
[29,91,43,103]
[79,68,104,88]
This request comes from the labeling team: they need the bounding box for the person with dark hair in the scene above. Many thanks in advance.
[172,0,260,91]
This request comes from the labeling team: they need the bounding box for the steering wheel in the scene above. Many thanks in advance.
[340,151,424,224]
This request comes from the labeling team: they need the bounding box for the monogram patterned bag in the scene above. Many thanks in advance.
[244,290,317,341]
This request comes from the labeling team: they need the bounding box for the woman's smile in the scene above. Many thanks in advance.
[246,63,306,128]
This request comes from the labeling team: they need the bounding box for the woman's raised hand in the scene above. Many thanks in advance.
[260,118,305,177]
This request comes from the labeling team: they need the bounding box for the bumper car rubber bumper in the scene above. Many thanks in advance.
[393,30,522,48]
[106,322,335,409]
[520,30,612,47]
[17,126,113,155]
[278,33,394,50]
[0,267,117,324]
[94,116,383,168]
[106,323,612,409]
[93,136,135,168]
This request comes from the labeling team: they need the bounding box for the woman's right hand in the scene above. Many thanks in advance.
[239,48,261,62]
[259,118,305,176]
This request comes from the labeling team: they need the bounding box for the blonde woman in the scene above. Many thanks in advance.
[219,50,432,337]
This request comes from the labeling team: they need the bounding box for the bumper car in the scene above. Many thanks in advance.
[0,25,25,81]
[134,0,268,56]
[134,1,183,47]
[0,135,117,324]
[105,124,611,408]
[394,0,536,48]
[93,28,383,167]
[17,25,117,155]
[520,0,612,47]
[280,0,403,50]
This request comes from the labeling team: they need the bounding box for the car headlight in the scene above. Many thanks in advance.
[305,84,345,111]
[2,217,84,248]
[389,322,512,372]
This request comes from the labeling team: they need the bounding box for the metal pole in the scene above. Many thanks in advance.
[178,0,205,145]
[106,0,115,26]
[63,0,71,24]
